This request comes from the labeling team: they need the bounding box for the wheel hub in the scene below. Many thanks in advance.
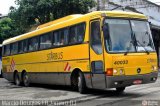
[78,76,81,88]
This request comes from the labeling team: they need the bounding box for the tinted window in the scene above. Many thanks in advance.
[90,21,102,54]
[53,28,69,47]
[59,30,64,46]
[59,28,69,46]
[29,37,39,51]
[40,33,52,49]
[53,31,59,46]
[69,23,85,44]
[69,26,77,44]
[77,23,85,42]
[2,46,3,56]
[23,40,28,52]
[64,28,69,45]
[11,43,18,55]
[18,41,23,53]
[4,45,10,56]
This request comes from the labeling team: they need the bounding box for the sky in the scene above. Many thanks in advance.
[150,0,160,5]
[0,0,160,15]
[0,0,16,15]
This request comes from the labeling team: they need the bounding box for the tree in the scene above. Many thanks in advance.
[9,0,96,34]
[0,18,18,43]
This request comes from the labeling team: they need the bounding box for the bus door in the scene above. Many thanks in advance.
[89,20,106,89]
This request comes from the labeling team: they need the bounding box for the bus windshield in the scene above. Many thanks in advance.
[103,19,155,53]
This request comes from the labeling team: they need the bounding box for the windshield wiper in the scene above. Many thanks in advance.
[132,32,150,55]
[125,33,150,55]
[136,40,150,55]
[124,41,133,55]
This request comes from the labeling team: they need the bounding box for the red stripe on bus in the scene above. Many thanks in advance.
[68,66,71,71]
[64,62,69,71]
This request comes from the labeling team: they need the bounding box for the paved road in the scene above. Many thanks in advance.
[0,77,160,106]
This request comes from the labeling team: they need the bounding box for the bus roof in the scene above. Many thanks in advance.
[37,14,83,29]
[3,11,147,45]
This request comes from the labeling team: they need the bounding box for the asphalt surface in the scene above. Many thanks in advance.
[0,77,160,106]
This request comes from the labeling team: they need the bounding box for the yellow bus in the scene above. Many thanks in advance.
[2,11,158,94]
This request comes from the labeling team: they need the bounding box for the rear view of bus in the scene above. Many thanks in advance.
[92,11,158,92]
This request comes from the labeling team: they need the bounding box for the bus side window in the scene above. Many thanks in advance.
[29,37,39,51]
[77,23,85,43]
[40,33,52,49]
[59,28,69,46]
[11,43,18,55]
[2,46,6,56]
[23,40,28,52]
[64,28,69,45]
[69,23,85,44]
[18,41,23,53]
[90,21,102,54]
[59,30,65,46]
[2,46,4,56]
[3,46,5,56]
[69,26,77,44]
[53,31,59,46]
[6,45,11,56]
[4,45,10,56]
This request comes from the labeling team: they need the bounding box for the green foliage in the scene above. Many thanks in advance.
[8,0,96,34]
[0,0,96,42]
[0,18,18,43]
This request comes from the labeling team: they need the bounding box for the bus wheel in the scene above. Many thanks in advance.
[1,70,3,78]
[78,72,86,94]
[22,72,30,87]
[0,70,3,78]
[14,73,20,86]
[116,87,125,93]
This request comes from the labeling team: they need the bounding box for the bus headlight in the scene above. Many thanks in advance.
[108,68,124,75]
[113,69,118,74]
[151,66,157,71]
[119,69,124,75]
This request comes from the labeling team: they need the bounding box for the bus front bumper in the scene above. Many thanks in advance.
[106,72,158,88]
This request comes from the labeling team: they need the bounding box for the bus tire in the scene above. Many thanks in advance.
[0,70,3,78]
[116,87,125,93]
[1,70,3,78]
[14,72,21,86]
[78,72,86,94]
[22,72,30,87]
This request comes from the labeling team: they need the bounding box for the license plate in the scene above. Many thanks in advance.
[133,80,142,85]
